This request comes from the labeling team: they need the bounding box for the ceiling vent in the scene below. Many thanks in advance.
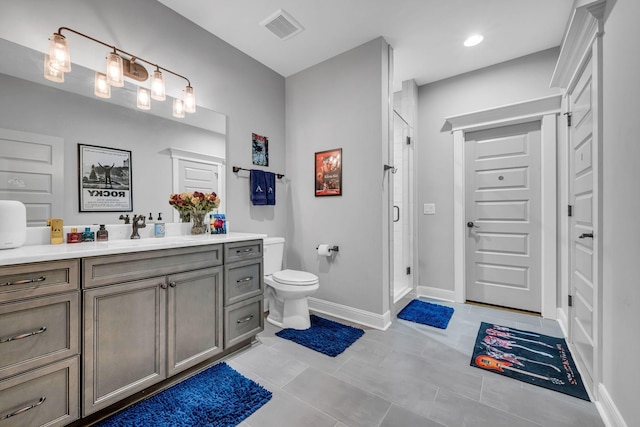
[260,9,304,40]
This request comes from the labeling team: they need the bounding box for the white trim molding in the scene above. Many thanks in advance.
[308,297,392,331]
[445,95,562,318]
[597,384,629,427]
[416,285,456,302]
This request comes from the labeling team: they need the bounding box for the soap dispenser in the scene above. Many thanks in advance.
[154,212,165,237]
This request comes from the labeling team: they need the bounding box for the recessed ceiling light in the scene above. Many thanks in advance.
[464,34,484,47]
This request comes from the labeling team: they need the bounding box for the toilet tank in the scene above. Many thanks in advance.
[263,237,285,275]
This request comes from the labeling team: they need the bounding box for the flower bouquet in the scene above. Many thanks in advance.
[169,191,220,234]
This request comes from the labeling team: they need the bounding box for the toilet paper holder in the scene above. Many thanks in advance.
[316,245,339,253]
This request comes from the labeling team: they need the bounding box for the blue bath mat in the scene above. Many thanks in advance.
[96,362,272,427]
[397,299,454,329]
[471,322,590,401]
[275,315,364,357]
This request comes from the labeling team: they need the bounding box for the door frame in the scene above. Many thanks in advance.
[445,94,561,318]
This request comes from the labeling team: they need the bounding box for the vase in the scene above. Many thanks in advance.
[179,210,191,223]
[190,210,207,235]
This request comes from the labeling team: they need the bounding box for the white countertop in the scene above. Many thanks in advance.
[0,232,267,266]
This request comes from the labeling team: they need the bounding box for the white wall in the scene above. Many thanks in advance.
[0,0,287,236]
[285,38,391,318]
[601,0,640,424]
[416,48,562,293]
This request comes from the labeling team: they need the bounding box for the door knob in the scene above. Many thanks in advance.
[467,221,479,228]
[579,233,594,239]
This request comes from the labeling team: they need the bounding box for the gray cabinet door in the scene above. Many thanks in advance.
[166,267,223,377]
[82,277,167,416]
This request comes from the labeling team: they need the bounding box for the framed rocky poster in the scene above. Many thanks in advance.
[78,144,132,212]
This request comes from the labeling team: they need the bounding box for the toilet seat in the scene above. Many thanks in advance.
[272,269,318,286]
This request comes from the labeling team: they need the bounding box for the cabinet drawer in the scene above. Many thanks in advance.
[0,259,79,303]
[224,259,263,306]
[83,244,223,288]
[0,292,79,380]
[224,240,263,263]
[224,295,264,348]
[0,356,79,427]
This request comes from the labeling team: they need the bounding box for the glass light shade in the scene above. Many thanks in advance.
[137,87,151,110]
[150,70,166,101]
[106,52,124,87]
[43,54,64,83]
[184,85,196,113]
[48,33,71,72]
[94,72,111,99]
[172,98,185,118]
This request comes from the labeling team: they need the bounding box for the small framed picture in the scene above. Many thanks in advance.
[315,148,342,197]
[78,144,132,212]
[252,133,269,166]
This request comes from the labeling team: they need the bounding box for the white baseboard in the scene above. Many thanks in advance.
[556,307,569,338]
[307,297,391,331]
[597,383,628,427]
[416,285,456,302]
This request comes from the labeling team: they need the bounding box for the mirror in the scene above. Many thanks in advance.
[0,38,226,226]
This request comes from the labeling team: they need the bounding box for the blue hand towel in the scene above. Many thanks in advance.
[265,172,276,205]
[250,169,267,205]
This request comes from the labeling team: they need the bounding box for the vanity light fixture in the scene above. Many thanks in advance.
[45,27,196,115]
[464,34,484,47]
[94,72,111,99]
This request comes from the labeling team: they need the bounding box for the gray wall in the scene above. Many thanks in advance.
[0,0,287,236]
[416,48,562,292]
[602,0,639,423]
[0,73,223,226]
[285,38,391,315]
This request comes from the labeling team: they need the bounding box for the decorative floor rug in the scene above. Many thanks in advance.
[471,322,589,401]
[397,299,455,329]
[275,315,364,357]
[96,362,272,427]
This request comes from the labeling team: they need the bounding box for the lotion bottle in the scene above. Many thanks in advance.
[154,212,165,237]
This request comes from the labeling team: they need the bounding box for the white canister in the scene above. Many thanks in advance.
[0,200,27,249]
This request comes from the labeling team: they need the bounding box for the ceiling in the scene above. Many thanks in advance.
[158,0,574,90]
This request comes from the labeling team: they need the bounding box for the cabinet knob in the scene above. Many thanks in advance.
[169,281,177,288]
[160,283,168,289]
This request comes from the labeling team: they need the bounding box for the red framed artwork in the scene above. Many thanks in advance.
[315,148,342,197]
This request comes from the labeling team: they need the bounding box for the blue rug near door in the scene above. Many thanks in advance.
[96,362,272,427]
[471,322,589,401]
[275,315,364,357]
[397,299,454,329]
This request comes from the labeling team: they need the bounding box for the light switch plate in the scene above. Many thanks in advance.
[423,203,435,215]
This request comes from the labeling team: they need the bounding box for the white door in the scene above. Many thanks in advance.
[465,121,542,312]
[0,128,64,226]
[568,55,597,394]
[177,159,219,195]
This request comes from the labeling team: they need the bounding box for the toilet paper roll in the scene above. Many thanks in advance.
[317,244,332,256]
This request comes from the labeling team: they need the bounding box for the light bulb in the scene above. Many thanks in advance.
[137,87,151,110]
[184,85,196,113]
[151,69,166,101]
[173,98,185,118]
[106,52,124,87]
[43,54,64,83]
[48,33,71,72]
[94,72,111,99]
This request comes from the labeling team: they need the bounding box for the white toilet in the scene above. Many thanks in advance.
[263,237,319,329]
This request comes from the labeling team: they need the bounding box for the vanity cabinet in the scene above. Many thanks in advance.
[0,260,80,427]
[223,240,264,347]
[81,245,223,416]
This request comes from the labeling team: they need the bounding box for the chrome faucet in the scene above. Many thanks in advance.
[130,214,147,239]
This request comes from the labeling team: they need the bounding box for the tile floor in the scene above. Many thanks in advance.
[228,296,605,427]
